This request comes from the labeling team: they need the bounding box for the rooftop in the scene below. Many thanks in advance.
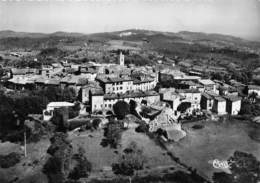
[225,96,242,102]
[199,79,215,85]
[214,96,226,102]
[104,90,159,100]
[177,89,200,94]
[96,76,133,83]
[47,102,74,108]
[248,85,260,90]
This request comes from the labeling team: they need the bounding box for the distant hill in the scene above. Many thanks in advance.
[0,30,47,38]
[0,30,85,38]
[0,29,259,55]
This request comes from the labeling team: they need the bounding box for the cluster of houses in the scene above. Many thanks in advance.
[2,52,260,123]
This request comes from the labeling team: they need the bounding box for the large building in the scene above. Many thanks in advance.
[90,89,160,112]
[96,76,134,94]
[96,74,157,94]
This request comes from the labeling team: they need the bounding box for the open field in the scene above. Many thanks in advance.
[167,119,260,180]
[70,127,183,178]
[70,130,120,173]
[121,128,177,169]
[107,40,142,50]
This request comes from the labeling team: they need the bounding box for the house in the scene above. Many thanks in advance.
[7,76,35,90]
[201,93,214,111]
[78,65,97,81]
[176,89,201,112]
[81,82,102,103]
[44,78,60,87]
[159,88,181,116]
[96,76,134,94]
[43,102,74,121]
[35,76,47,89]
[198,79,217,93]
[132,76,157,92]
[212,96,226,115]
[247,85,260,97]
[219,85,239,97]
[11,68,38,76]
[229,80,246,95]
[225,96,241,115]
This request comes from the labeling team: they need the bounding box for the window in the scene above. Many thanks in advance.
[120,87,123,90]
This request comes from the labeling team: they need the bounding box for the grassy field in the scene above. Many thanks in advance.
[166,119,260,180]
[121,128,175,168]
[107,40,142,50]
[71,130,120,172]
[70,128,183,178]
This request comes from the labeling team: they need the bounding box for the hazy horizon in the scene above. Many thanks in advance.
[1,0,260,41]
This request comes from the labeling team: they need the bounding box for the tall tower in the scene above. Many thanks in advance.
[119,51,125,66]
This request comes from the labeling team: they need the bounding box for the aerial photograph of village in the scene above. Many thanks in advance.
[0,0,259,183]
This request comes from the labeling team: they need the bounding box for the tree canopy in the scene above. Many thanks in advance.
[113,100,130,120]
[112,141,146,183]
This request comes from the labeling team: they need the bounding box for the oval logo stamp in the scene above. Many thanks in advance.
[212,159,231,169]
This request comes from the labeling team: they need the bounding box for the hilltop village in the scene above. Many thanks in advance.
[2,51,258,124]
[0,32,260,183]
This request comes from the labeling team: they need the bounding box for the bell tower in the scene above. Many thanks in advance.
[119,51,124,66]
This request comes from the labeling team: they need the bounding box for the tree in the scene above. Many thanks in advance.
[135,121,149,133]
[62,87,77,102]
[69,102,80,119]
[0,152,21,168]
[177,102,191,113]
[51,107,69,132]
[249,92,258,103]
[113,101,130,120]
[112,141,146,183]
[68,146,92,180]
[92,118,102,129]
[103,120,123,148]
[239,100,260,116]
[129,100,142,120]
[43,132,73,183]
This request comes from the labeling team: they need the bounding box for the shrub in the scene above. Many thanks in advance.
[0,152,21,168]
[92,118,102,129]
[135,122,149,133]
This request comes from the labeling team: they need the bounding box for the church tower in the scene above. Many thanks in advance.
[119,51,124,66]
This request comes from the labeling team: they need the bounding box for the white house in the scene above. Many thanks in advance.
[225,96,242,115]
[212,96,226,115]
[248,85,260,97]
[43,102,74,121]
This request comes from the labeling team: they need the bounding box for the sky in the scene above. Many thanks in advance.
[0,0,260,40]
